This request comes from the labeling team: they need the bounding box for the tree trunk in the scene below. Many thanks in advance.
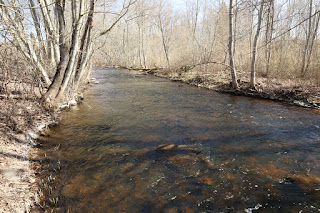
[38,0,60,65]
[74,0,95,93]
[233,0,238,56]
[28,0,46,58]
[264,0,274,78]
[304,12,320,75]
[301,0,319,76]
[55,0,85,101]
[228,0,238,89]
[43,0,68,104]
[160,26,171,69]
[301,0,313,75]
[0,0,51,86]
[250,0,264,88]
[1,0,133,106]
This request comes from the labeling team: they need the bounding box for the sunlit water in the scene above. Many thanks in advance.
[39,68,320,212]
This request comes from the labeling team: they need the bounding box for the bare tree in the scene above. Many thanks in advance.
[0,0,135,106]
[264,0,274,77]
[228,0,238,89]
[250,0,264,88]
[301,0,320,76]
[0,0,52,86]
[156,0,174,69]
[91,0,320,88]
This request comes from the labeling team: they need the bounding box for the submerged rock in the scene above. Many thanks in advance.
[155,144,200,154]
[198,176,213,185]
[154,144,218,179]
[157,144,177,151]
[287,174,320,190]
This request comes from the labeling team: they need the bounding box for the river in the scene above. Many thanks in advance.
[39,67,320,212]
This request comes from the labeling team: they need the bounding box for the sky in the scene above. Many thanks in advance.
[172,0,187,11]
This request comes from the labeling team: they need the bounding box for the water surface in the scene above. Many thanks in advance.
[39,68,320,212]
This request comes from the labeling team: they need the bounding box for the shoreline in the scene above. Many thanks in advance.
[0,100,53,212]
[1,66,318,212]
[112,64,320,110]
[145,70,320,110]
[0,86,86,212]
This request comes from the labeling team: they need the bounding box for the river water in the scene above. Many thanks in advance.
[39,67,320,212]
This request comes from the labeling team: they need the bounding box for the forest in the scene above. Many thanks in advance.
[94,0,320,106]
[98,0,320,75]
[0,0,320,212]
[1,0,320,104]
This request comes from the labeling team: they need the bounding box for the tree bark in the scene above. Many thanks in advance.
[304,12,320,75]
[228,0,238,89]
[301,0,319,76]
[74,0,95,93]
[38,0,60,64]
[55,0,85,101]
[43,0,68,104]
[250,0,264,88]
[1,0,133,106]
[28,0,46,57]
[264,0,274,78]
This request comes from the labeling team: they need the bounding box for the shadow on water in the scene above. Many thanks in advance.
[37,67,320,212]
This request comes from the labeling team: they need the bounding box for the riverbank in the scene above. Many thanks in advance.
[142,68,320,109]
[0,82,85,212]
[32,67,320,212]
[0,89,53,212]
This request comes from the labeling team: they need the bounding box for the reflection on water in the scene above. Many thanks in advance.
[39,68,320,212]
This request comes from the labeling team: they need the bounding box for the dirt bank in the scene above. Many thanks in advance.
[0,75,88,212]
[0,83,54,212]
[144,68,320,109]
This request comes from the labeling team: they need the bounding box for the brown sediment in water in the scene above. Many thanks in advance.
[198,176,213,185]
[257,164,289,180]
[35,68,320,211]
[287,174,320,190]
